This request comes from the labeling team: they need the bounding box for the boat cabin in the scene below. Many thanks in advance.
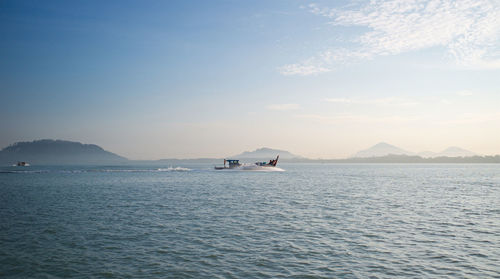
[226,159,241,168]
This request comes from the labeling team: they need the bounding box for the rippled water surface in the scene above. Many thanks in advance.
[1,164,499,278]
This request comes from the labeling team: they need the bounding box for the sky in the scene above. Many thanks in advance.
[1,0,499,159]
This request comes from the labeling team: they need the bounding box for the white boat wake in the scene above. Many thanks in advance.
[226,164,285,172]
[157,167,192,172]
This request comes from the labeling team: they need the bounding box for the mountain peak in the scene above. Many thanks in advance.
[353,143,413,158]
[254,147,274,152]
[355,143,478,158]
[443,146,467,152]
[439,146,476,157]
[232,147,301,159]
[372,142,397,148]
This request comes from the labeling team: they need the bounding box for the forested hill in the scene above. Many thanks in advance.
[0,139,127,165]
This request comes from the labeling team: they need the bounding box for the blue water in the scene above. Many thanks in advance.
[1,164,499,278]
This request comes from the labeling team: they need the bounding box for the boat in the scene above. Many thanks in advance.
[214,155,279,170]
[254,155,279,167]
[16,161,30,166]
[214,159,241,170]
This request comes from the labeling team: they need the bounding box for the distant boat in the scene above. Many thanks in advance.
[214,155,279,170]
[16,161,30,166]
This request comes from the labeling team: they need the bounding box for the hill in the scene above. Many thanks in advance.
[419,147,476,158]
[417,151,439,158]
[353,142,414,158]
[326,154,500,163]
[231,147,302,160]
[0,139,128,165]
[354,143,478,158]
[438,146,476,157]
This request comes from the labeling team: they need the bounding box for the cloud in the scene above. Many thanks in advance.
[437,112,500,124]
[296,113,420,124]
[456,90,473,96]
[324,98,354,104]
[267,103,301,111]
[325,97,420,106]
[282,0,500,75]
[278,62,331,76]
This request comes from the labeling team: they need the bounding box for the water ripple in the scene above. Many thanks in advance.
[1,164,499,278]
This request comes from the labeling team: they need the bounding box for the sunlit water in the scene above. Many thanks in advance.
[1,164,499,278]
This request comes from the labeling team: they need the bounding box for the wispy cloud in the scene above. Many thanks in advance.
[324,98,354,104]
[282,0,500,75]
[278,61,331,76]
[295,111,500,125]
[325,97,420,106]
[267,103,301,111]
[456,90,473,96]
[296,113,421,124]
[437,112,500,124]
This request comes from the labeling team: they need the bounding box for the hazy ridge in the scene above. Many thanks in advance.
[232,147,300,160]
[354,142,477,158]
[1,140,499,165]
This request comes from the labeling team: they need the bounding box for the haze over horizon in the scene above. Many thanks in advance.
[2,0,499,160]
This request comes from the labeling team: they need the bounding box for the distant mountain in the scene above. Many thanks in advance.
[417,151,439,158]
[438,146,476,157]
[231,147,301,160]
[0,139,128,165]
[353,142,414,158]
[327,154,500,163]
[418,147,476,158]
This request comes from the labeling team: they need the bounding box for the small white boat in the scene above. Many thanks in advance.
[215,155,279,170]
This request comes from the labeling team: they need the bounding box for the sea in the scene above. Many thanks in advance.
[1,164,499,278]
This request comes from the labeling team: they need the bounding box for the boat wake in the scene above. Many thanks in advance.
[222,165,285,172]
[1,167,192,174]
[92,167,192,172]
[157,167,192,172]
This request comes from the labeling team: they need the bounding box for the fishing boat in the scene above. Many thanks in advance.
[214,159,241,170]
[214,155,279,170]
[16,161,30,166]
